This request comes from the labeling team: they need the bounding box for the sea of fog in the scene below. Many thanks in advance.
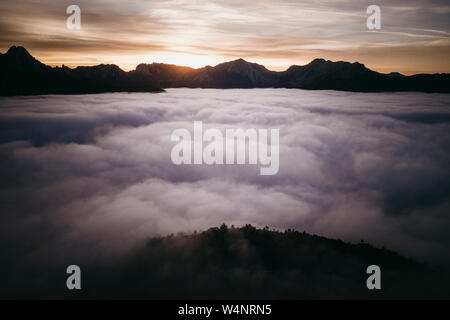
[1,88,450,274]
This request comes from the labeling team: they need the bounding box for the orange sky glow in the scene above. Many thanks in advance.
[1,0,449,75]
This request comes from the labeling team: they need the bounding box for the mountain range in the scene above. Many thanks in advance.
[1,46,449,95]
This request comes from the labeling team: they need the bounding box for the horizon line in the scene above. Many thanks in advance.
[4,45,449,77]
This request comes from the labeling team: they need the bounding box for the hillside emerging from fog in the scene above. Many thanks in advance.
[1,46,449,96]
[62,225,450,300]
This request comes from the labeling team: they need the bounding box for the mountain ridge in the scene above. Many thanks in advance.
[1,46,449,95]
[27,224,450,299]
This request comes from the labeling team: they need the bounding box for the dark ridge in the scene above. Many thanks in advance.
[1,46,449,96]
[386,72,406,78]
[14,224,448,299]
[0,46,163,95]
[110,225,449,299]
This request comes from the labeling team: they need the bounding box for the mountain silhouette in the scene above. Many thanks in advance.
[0,46,163,95]
[1,46,449,95]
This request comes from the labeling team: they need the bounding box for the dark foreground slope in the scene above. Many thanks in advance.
[45,225,450,299]
[3,225,449,299]
[1,46,449,95]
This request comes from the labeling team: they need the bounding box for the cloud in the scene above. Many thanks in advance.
[0,88,450,297]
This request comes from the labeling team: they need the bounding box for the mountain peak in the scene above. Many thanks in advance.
[386,72,406,78]
[310,58,327,64]
[3,45,46,72]
[225,58,251,66]
[217,58,268,71]
[7,45,32,57]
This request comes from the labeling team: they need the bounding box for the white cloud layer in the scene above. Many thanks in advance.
[1,89,450,271]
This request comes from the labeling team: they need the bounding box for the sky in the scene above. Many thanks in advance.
[0,0,449,74]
